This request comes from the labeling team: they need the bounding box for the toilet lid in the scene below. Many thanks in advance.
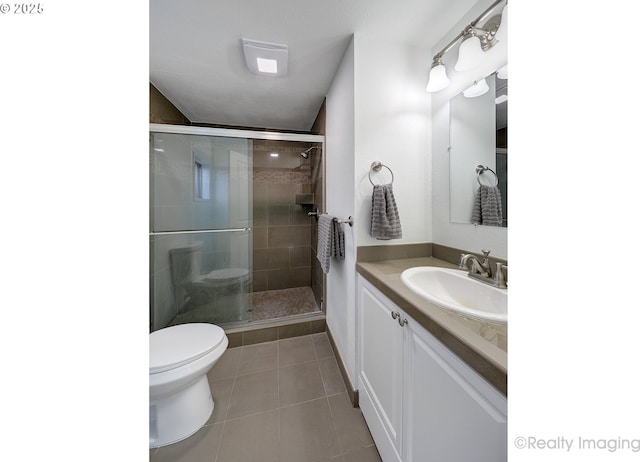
[149,323,226,374]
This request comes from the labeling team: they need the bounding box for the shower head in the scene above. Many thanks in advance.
[300,146,318,159]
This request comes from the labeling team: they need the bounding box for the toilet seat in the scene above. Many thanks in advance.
[150,323,226,374]
[198,267,249,283]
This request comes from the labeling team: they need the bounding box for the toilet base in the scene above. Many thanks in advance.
[149,374,214,448]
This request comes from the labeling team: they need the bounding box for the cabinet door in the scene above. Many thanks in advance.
[358,279,404,462]
[405,321,507,462]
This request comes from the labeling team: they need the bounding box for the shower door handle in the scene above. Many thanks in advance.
[150,227,252,236]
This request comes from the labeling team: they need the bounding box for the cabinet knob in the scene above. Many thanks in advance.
[391,311,407,327]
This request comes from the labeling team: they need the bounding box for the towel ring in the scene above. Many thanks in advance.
[475,165,498,187]
[369,161,394,185]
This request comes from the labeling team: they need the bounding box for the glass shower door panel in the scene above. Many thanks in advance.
[150,231,252,331]
[149,131,253,331]
[150,132,252,232]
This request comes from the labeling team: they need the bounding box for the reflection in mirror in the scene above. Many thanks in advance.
[449,66,507,227]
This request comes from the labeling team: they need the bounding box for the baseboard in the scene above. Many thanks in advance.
[326,326,359,408]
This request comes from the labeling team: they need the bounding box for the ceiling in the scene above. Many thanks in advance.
[150,0,479,132]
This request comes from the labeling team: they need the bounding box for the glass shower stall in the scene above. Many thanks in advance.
[150,124,325,333]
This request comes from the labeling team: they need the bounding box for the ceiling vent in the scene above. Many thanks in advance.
[241,38,288,77]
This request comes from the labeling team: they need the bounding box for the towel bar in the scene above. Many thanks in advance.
[310,211,353,227]
[335,216,353,227]
[307,209,353,227]
[369,161,394,185]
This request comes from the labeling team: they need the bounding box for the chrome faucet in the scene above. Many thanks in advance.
[458,249,507,289]
[458,249,492,277]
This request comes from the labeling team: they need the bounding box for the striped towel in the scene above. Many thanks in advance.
[317,214,346,273]
[370,184,402,240]
[471,185,503,227]
[317,214,333,273]
[332,218,345,261]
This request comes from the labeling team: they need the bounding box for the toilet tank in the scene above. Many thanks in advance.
[169,241,203,285]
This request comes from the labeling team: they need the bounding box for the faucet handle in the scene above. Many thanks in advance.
[494,263,508,288]
[480,249,491,265]
[457,253,466,267]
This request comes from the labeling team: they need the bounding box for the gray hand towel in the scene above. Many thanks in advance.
[370,184,402,240]
[471,185,503,227]
[317,214,346,274]
[317,214,334,273]
[332,218,345,261]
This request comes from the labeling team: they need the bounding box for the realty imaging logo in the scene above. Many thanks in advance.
[513,436,640,453]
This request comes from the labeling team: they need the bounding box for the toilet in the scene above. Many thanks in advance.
[169,242,250,322]
[149,323,228,448]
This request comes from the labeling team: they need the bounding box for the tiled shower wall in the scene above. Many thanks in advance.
[252,140,323,305]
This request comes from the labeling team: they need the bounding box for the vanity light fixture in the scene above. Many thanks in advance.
[426,56,450,92]
[463,78,490,98]
[242,38,288,77]
[426,0,507,92]
[495,3,507,43]
[455,28,484,71]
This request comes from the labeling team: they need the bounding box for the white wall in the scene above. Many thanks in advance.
[325,33,432,387]
[325,37,356,381]
[354,34,432,246]
[431,0,508,258]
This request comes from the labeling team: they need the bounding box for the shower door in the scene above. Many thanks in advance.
[150,131,253,332]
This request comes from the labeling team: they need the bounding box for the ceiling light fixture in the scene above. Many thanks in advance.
[257,58,278,74]
[242,38,288,77]
[426,0,507,92]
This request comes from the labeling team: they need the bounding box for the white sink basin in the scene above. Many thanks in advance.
[400,267,507,323]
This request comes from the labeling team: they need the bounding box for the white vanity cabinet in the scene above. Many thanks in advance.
[357,277,507,462]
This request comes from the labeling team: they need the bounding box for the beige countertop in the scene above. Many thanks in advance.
[356,256,507,395]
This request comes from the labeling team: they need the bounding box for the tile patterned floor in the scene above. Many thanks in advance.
[149,333,382,462]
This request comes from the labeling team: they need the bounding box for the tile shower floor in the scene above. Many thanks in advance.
[170,287,321,327]
[149,333,382,462]
[250,287,320,321]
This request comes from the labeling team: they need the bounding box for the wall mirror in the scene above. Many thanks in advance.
[449,65,507,227]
